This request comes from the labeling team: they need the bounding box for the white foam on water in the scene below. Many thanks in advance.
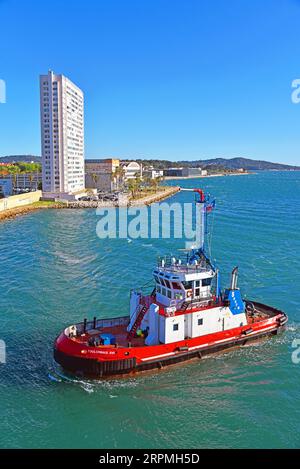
[48,373,62,383]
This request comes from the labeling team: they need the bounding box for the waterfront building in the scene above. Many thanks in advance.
[39,70,85,199]
[164,167,204,177]
[85,159,120,192]
[0,173,42,193]
[120,161,142,179]
[85,159,143,192]
[0,178,13,197]
[143,169,164,179]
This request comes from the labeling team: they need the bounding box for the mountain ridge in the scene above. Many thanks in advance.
[1,155,299,170]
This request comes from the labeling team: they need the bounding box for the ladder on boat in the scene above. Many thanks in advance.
[181,301,190,311]
[127,304,148,341]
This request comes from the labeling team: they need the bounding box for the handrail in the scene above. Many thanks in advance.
[74,315,130,334]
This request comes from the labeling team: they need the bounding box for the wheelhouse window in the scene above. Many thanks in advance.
[182,281,193,290]
[198,318,203,326]
[202,278,212,287]
[173,324,179,331]
[153,275,160,284]
[194,280,201,297]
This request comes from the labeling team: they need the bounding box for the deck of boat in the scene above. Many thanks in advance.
[73,324,145,347]
[69,300,275,349]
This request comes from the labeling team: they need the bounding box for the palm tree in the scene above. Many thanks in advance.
[127,179,138,198]
[15,166,21,189]
[28,173,34,191]
[134,174,142,195]
[33,163,41,190]
[111,166,126,191]
[144,176,152,190]
[111,170,117,191]
[8,166,17,192]
[91,173,99,189]
[150,177,159,193]
[118,166,126,189]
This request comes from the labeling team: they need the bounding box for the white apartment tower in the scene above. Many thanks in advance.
[40,70,85,196]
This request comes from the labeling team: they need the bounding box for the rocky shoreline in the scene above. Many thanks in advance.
[0,186,180,222]
[0,202,65,222]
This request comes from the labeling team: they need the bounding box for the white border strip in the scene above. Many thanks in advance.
[140,324,277,361]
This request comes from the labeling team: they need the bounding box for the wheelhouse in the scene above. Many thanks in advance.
[153,252,216,308]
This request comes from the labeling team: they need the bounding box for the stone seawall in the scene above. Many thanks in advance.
[0,202,64,222]
[130,186,180,206]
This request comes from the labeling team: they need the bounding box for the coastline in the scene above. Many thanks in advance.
[164,171,253,181]
[129,185,180,206]
[0,186,180,223]
[0,201,65,222]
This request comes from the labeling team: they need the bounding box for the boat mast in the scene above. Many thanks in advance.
[180,187,214,256]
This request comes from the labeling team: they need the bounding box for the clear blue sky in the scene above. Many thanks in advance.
[0,0,300,164]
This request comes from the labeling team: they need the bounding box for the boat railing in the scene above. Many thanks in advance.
[157,255,211,273]
[73,315,130,335]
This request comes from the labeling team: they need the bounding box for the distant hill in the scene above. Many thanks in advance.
[189,157,300,171]
[135,157,300,171]
[1,155,299,171]
[0,155,41,163]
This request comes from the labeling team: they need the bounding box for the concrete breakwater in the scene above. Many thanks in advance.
[129,186,180,206]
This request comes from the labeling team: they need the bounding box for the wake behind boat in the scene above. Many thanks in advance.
[54,188,287,378]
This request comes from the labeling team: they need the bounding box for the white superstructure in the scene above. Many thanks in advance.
[127,189,247,346]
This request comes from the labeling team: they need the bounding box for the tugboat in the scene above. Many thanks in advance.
[54,188,288,378]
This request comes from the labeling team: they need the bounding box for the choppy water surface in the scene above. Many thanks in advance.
[0,171,300,448]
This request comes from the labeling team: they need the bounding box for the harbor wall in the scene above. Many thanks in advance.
[130,186,180,206]
[0,191,42,212]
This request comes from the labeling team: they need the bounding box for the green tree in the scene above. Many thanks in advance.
[28,174,34,190]
[91,173,99,188]
[143,176,152,190]
[150,177,159,193]
[127,179,138,198]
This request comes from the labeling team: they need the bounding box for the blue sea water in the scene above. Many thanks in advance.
[0,171,300,449]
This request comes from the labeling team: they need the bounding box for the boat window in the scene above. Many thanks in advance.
[162,287,166,296]
[164,279,171,288]
[171,281,181,289]
[194,280,200,297]
[202,278,212,287]
[167,289,172,298]
[198,318,203,326]
[173,324,179,331]
[182,281,193,290]
[156,285,161,293]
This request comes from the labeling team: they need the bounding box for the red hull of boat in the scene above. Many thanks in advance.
[54,301,287,378]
